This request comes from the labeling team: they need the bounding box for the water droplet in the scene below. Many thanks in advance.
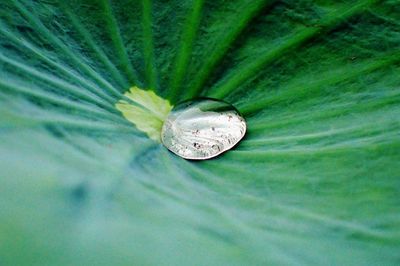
[161,98,246,160]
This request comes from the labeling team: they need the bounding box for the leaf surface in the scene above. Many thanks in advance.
[0,0,399,265]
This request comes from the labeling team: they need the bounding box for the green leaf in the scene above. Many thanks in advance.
[1,0,400,265]
[115,86,173,141]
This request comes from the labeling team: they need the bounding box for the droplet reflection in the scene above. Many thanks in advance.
[161,98,246,160]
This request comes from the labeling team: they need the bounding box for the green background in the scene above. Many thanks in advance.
[0,0,399,265]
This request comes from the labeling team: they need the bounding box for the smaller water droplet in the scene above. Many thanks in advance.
[161,98,246,160]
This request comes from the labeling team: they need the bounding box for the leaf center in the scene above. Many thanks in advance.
[115,87,173,142]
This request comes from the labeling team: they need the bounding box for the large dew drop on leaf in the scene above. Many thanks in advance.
[161,98,246,160]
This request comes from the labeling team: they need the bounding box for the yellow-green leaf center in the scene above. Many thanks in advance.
[115,86,173,142]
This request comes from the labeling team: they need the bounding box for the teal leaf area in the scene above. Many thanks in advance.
[0,0,399,265]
